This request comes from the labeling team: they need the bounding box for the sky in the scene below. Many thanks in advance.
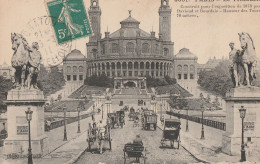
[0,0,260,66]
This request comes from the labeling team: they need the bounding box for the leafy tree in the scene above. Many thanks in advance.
[198,61,234,97]
[0,76,13,112]
[37,65,66,96]
[85,73,113,88]
[165,75,177,85]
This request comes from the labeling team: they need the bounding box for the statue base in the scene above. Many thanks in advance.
[222,86,260,155]
[3,89,49,158]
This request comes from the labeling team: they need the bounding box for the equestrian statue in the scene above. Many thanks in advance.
[229,32,258,87]
[11,33,42,89]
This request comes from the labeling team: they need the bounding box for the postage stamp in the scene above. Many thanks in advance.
[46,0,92,44]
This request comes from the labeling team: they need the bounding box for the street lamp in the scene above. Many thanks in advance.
[92,104,95,121]
[101,104,104,119]
[239,106,246,162]
[200,104,205,140]
[25,107,33,164]
[77,107,81,133]
[63,106,67,141]
[186,108,189,132]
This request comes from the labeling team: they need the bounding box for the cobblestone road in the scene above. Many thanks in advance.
[76,114,198,164]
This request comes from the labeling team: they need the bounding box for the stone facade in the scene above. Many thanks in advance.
[63,49,87,82]
[63,0,197,84]
[0,62,13,79]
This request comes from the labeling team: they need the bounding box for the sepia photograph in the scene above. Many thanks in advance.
[0,0,260,163]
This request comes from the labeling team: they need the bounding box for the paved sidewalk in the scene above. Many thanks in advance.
[0,101,104,164]
[157,114,260,163]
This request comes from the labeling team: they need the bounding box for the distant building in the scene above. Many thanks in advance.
[197,56,226,73]
[0,62,13,79]
[63,49,87,82]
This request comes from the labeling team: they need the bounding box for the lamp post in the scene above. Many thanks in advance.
[186,108,189,132]
[63,106,67,141]
[239,106,246,162]
[25,107,33,164]
[92,104,95,121]
[77,107,81,133]
[101,104,104,119]
[200,104,205,140]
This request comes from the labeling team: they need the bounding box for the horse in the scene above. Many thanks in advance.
[238,32,258,86]
[11,33,30,88]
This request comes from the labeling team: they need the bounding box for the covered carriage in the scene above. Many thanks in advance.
[123,143,146,164]
[160,118,181,149]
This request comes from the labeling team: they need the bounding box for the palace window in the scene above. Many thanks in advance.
[79,66,83,72]
[178,74,181,79]
[184,74,188,79]
[135,71,138,77]
[142,43,150,53]
[92,49,97,58]
[190,74,194,79]
[129,71,132,77]
[126,42,134,53]
[79,75,83,81]
[146,71,149,76]
[73,75,77,81]
[73,66,77,72]
[67,66,71,73]
[67,75,71,81]
[112,43,119,53]
[163,48,169,56]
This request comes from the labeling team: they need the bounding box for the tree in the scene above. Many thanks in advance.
[0,76,13,112]
[85,74,113,87]
[37,65,66,96]
[198,61,234,97]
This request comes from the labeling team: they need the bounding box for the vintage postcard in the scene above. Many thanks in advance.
[0,0,260,164]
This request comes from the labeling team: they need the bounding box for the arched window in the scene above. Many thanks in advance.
[73,66,77,72]
[163,48,169,56]
[126,42,134,53]
[155,44,159,53]
[183,65,188,73]
[79,66,83,72]
[2,72,7,77]
[67,66,71,73]
[177,65,182,80]
[142,43,149,53]
[190,65,195,72]
[112,43,119,53]
[92,49,97,58]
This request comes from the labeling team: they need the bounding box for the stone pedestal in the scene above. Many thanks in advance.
[222,87,260,155]
[3,89,48,158]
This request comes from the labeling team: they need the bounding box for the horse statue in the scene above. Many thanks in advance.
[11,33,42,89]
[238,32,258,86]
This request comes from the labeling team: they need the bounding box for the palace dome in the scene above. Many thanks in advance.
[65,49,85,60]
[175,48,198,59]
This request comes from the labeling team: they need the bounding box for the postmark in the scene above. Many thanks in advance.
[21,16,72,67]
[46,0,92,44]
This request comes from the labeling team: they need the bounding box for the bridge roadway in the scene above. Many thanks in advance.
[76,113,198,164]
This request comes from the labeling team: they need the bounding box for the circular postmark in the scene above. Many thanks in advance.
[21,16,72,67]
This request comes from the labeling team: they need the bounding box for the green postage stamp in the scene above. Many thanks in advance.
[46,0,92,44]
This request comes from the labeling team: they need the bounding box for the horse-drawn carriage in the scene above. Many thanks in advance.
[87,122,112,154]
[107,113,119,129]
[123,143,146,164]
[160,119,181,149]
[142,110,157,130]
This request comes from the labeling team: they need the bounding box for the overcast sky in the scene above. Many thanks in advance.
[0,0,260,65]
